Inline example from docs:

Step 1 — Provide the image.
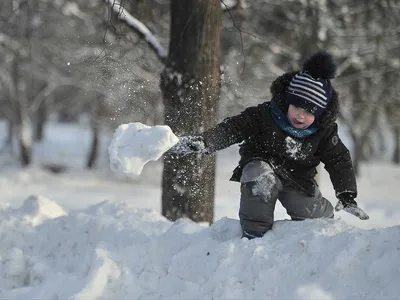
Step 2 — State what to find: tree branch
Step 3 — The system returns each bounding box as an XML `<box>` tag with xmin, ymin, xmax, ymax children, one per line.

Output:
<box><xmin>221</xmin><ymin>0</ymin><xmax>246</xmax><ymax>11</ymax></box>
<box><xmin>0</xmin><ymin>33</ymin><xmax>24</xmax><ymax>53</ymax></box>
<box><xmin>104</xmin><ymin>0</ymin><xmax>167</xmax><ymax>65</ymax></box>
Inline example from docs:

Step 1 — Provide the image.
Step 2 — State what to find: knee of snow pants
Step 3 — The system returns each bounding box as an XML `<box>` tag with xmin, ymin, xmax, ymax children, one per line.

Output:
<box><xmin>278</xmin><ymin>184</ymin><xmax>334</xmax><ymax>220</ymax></box>
<box><xmin>239</xmin><ymin>160</ymin><xmax>282</xmax><ymax>235</ymax></box>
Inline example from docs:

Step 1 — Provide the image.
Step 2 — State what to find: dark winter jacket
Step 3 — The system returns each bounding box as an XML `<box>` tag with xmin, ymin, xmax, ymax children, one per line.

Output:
<box><xmin>202</xmin><ymin>72</ymin><xmax>357</xmax><ymax>198</ymax></box>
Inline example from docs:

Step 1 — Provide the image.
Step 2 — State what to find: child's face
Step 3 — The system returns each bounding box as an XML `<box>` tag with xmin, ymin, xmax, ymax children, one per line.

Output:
<box><xmin>287</xmin><ymin>104</ymin><xmax>315</xmax><ymax>129</ymax></box>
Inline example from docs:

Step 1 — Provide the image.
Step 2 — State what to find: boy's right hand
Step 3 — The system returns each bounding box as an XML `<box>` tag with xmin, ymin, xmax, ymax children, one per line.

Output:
<box><xmin>171</xmin><ymin>136</ymin><xmax>209</xmax><ymax>156</ymax></box>
<box><xmin>335</xmin><ymin>193</ymin><xmax>369</xmax><ymax>220</ymax></box>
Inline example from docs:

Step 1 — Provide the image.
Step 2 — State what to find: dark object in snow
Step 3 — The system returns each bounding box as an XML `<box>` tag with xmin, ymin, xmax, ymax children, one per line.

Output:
<box><xmin>242</xmin><ymin>230</ymin><xmax>265</xmax><ymax>240</ymax></box>
<box><xmin>42</xmin><ymin>164</ymin><xmax>67</xmax><ymax>174</ymax></box>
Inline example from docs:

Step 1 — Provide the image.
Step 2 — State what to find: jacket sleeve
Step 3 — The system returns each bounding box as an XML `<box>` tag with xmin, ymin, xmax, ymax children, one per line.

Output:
<box><xmin>201</xmin><ymin>104</ymin><xmax>266</xmax><ymax>152</ymax></box>
<box><xmin>318</xmin><ymin>124</ymin><xmax>358</xmax><ymax>198</ymax></box>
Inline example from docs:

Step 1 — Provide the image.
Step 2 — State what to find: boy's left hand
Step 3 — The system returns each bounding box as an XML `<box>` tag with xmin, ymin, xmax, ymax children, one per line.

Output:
<box><xmin>335</xmin><ymin>193</ymin><xmax>369</xmax><ymax>220</ymax></box>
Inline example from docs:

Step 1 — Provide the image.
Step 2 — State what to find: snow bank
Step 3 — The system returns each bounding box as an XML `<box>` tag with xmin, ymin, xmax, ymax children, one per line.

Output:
<box><xmin>108</xmin><ymin>122</ymin><xmax>179</xmax><ymax>177</ymax></box>
<box><xmin>0</xmin><ymin>198</ymin><xmax>399</xmax><ymax>299</ymax></box>
<box><xmin>13</xmin><ymin>195</ymin><xmax>67</xmax><ymax>226</ymax></box>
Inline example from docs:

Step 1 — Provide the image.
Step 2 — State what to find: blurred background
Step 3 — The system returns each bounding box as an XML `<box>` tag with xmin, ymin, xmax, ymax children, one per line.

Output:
<box><xmin>0</xmin><ymin>0</ymin><xmax>399</xmax><ymax>212</ymax></box>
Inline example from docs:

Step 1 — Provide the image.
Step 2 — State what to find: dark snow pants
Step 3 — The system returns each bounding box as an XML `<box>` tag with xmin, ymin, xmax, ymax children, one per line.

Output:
<box><xmin>239</xmin><ymin>160</ymin><xmax>334</xmax><ymax>237</ymax></box>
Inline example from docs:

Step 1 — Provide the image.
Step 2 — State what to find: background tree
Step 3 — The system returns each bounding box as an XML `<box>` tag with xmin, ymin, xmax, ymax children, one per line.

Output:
<box><xmin>160</xmin><ymin>0</ymin><xmax>223</xmax><ymax>223</ymax></box>
<box><xmin>103</xmin><ymin>0</ymin><xmax>223</xmax><ymax>223</ymax></box>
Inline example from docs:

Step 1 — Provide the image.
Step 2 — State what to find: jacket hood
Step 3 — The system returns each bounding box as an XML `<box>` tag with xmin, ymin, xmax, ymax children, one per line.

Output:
<box><xmin>269</xmin><ymin>72</ymin><xmax>339</xmax><ymax>128</ymax></box>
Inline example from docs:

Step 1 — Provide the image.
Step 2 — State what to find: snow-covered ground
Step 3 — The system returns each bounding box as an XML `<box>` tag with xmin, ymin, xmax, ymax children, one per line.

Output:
<box><xmin>0</xmin><ymin>121</ymin><xmax>399</xmax><ymax>299</ymax></box>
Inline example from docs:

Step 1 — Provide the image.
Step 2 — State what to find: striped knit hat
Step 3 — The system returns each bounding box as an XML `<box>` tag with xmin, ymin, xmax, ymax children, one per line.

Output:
<box><xmin>285</xmin><ymin>50</ymin><xmax>336</xmax><ymax>117</ymax></box>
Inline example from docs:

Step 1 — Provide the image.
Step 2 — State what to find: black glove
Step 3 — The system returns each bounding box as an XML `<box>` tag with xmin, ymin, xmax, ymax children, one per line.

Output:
<box><xmin>171</xmin><ymin>136</ymin><xmax>209</xmax><ymax>156</ymax></box>
<box><xmin>335</xmin><ymin>192</ymin><xmax>369</xmax><ymax>220</ymax></box>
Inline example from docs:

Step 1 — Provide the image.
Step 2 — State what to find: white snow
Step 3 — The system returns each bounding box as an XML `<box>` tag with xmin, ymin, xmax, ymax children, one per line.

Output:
<box><xmin>108</xmin><ymin>122</ymin><xmax>179</xmax><ymax>177</ymax></box>
<box><xmin>0</xmin><ymin>198</ymin><xmax>399</xmax><ymax>299</ymax></box>
<box><xmin>13</xmin><ymin>194</ymin><xmax>67</xmax><ymax>226</ymax></box>
<box><xmin>285</xmin><ymin>136</ymin><xmax>306</xmax><ymax>160</ymax></box>
<box><xmin>0</xmin><ymin>120</ymin><xmax>400</xmax><ymax>299</ymax></box>
<box><xmin>240</xmin><ymin>161</ymin><xmax>277</xmax><ymax>199</ymax></box>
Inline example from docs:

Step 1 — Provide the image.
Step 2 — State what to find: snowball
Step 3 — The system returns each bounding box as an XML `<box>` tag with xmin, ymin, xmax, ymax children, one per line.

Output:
<box><xmin>108</xmin><ymin>122</ymin><xmax>179</xmax><ymax>177</ymax></box>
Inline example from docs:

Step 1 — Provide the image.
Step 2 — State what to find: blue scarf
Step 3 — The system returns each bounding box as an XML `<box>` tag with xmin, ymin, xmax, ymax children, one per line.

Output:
<box><xmin>271</xmin><ymin>102</ymin><xmax>319</xmax><ymax>138</ymax></box>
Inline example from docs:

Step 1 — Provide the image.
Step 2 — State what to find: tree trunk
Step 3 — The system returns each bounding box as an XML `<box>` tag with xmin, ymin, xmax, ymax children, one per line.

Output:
<box><xmin>11</xmin><ymin>55</ymin><xmax>32</xmax><ymax>166</ymax></box>
<box><xmin>19</xmin><ymin>110</ymin><xmax>32</xmax><ymax>166</ymax></box>
<box><xmin>34</xmin><ymin>99</ymin><xmax>47</xmax><ymax>141</ymax></box>
<box><xmin>6</xmin><ymin>118</ymin><xmax>13</xmax><ymax>145</ymax></box>
<box><xmin>87</xmin><ymin>102</ymin><xmax>100</xmax><ymax>169</ymax></box>
<box><xmin>394</xmin><ymin>126</ymin><xmax>400</xmax><ymax>164</ymax></box>
<box><xmin>87</xmin><ymin>123</ymin><xmax>99</xmax><ymax>169</ymax></box>
<box><xmin>160</xmin><ymin>0</ymin><xmax>222</xmax><ymax>224</ymax></box>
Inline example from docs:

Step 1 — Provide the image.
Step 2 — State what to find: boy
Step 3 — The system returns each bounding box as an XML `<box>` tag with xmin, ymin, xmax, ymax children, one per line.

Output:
<box><xmin>174</xmin><ymin>50</ymin><xmax>369</xmax><ymax>239</ymax></box>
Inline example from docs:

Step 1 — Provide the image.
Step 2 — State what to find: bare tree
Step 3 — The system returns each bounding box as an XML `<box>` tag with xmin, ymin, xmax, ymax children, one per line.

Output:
<box><xmin>105</xmin><ymin>0</ymin><xmax>223</xmax><ymax>223</ymax></box>
<box><xmin>159</xmin><ymin>0</ymin><xmax>223</xmax><ymax>223</ymax></box>
<box><xmin>0</xmin><ymin>0</ymin><xmax>36</xmax><ymax>166</ymax></box>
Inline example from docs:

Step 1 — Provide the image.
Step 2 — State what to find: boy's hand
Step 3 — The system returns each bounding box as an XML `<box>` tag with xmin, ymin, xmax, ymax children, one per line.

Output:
<box><xmin>171</xmin><ymin>136</ymin><xmax>209</xmax><ymax>156</ymax></box>
<box><xmin>335</xmin><ymin>193</ymin><xmax>369</xmax><ymax>220</ymax></box>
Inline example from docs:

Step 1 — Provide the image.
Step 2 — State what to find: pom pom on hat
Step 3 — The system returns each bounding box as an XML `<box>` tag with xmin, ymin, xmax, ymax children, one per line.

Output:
<box><xmin>302</xmin><ymin>50</ymin><xmax>337</xmax><ymax>79</ymax></box>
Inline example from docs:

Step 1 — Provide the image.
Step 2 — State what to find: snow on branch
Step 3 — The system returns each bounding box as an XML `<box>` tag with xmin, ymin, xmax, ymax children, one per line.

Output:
<box><xmin>105</xmin><ymin>0</ymin><xmax>167</xmax><ymax>64</ymax></box>
<box><xmin>221</xmin><ymin>0</ymin><xmax>246</xmax><ymax>11</ymax></box>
